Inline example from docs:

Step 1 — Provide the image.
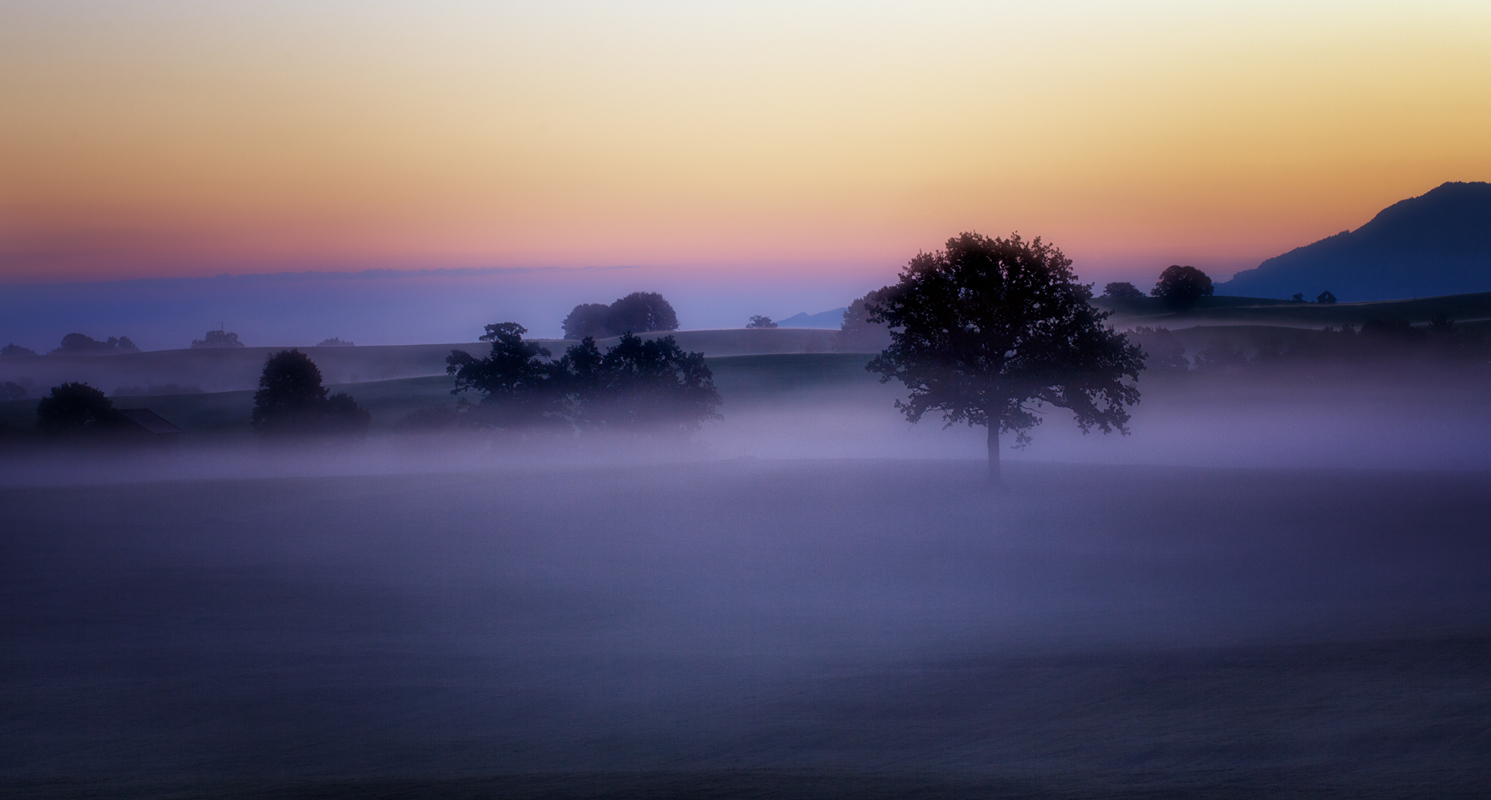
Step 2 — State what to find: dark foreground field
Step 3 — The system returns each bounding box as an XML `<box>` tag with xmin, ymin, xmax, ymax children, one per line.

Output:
<box><xmin>2</xmin><ymin>460</ymin><xmax>1490</xmax><ymax>798</ymax></box>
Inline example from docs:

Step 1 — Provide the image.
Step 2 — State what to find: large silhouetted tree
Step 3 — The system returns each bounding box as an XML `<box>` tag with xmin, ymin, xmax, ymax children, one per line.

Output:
<box><xmin>867</xmin><ymin>232</ymin><xmax>1144</xmax><ymax>483</ymax></box>
<box><xmin>252</xmin><ymin>350</ymin><xmax>370</xmax><ymax>436</ymax></box>
<box><xmin>561</xmin><ymin>304</ymin><xmax>614</xmax><ymax>340</ymax></box>
<box><xmin>1151</xmin><ymin>265</ymin><xmax>1214</xmax><ymax>310</ymax></box>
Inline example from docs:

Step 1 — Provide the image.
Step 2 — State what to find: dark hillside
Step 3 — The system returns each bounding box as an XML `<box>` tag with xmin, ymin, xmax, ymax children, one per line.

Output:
<box><xmin>1222</xmin><ymin>181</ymin><xmax>1491</xmax><ymax>301</ymax></box>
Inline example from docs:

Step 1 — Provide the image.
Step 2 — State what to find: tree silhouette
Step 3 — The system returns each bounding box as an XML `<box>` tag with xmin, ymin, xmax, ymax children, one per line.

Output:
<box><xmin>446</xmin><ymin>322</ymin><xmax>560</xmax><ymax>428</ymax></box>
<box><xmin>1101</xmin><ymin>282</ymin><xmax>1145</xmax><ymax>300</ymax></box>
<box><xmin>606</xmin><ymin>292</ymin><xmax>679</xmax><ymax>334</ymax></box>
<box><xmin>2</xmin><ymin>344</ymin><xmax>37</xmax><ymax>358</ymax></box>
<box><xmin>562</xmin><ymin>292</ymin><xmax>680</xmax><ymax>340</ymax></box>
<box><xmin>867</xmin><ymin>232</ymin><xmax>1144</xmax><ymax>483</ymax></box>
<box><xmin>562</xmin><ymin>304</ymin><xmax>614</xmax><ymax>340</ymax></box>
<box><xmin>1151</xmin><ymin>265</ymin><xmax>1214</xmax><ymax>310</ymax></box>
<box><xmin>53</xmin><ymin>334</ymin><xmax>139</xmax><ymax>354</ymax></box>
<box><xmin>36</xmin><ymin>382</ymin><xmax>119</xmax><ymax>435</ymax></box>
<box><xmin>746</xmin><ymin>315</ymin><xmax>778</xmax><ymax>329</ymax></box>
<box><xmin>252</xmin><ymin>350</ymin><xmax>369</xmax><ymax>436</ymax></box>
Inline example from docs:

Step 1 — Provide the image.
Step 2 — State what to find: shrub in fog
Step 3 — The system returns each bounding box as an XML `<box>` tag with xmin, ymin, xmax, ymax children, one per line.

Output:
<box><xmin>561</xmin><ymin>292</ymin><xmax>679</xmax><ymax>340</ymax></box>
<box><xmin>1101</xmin><ymin>282</ymin><xmax>1145</xmax><ymax>300</ymax></box>
<box><xmin>867</xmin><ymin>232</ymin><xmax>1145</xmax><ymax>482</ymax></box>
<box><xmin>2</xmin><ymin>343</ymin><xmax>37</xmax><ymax>357</ymax></box>
<box><xmin>315</xmin><ymin>338</ymin><xmax>355</xmax><ymax>347</ymax></box>
<box><xmin>36</xmin><ymin>382</ymin><xmax>121</xmax><ymax>435</ymax></box>
<box><xmin>251</xmin><ymin>350</ymin><xmax>371</xmax><ymax>437</ymax></box>
<box><xmin>1151</xmin><ymin>265</ymin><xmax>1214</xmax><ymax>310</ymax></box>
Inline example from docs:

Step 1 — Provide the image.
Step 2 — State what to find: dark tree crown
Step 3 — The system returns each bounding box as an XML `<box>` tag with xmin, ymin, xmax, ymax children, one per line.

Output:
<box><xmin>561</xmin><ymin>293</ymin><xmax>679</xmax><ymax>339</ymax></box>
<box><xmin>867</xmin><ymin>232</ymin><xmax>1144</xmax><ymax>446</ymax></box>
<box><xmin>1151</xmin><ymin>265</ymin><xmax>1215</xmax><ymax>309</ymax></box>
<box><xmin>36</xmin><ymin>382</ymin><xmax>118</xmax><ymax>434</ymax></box>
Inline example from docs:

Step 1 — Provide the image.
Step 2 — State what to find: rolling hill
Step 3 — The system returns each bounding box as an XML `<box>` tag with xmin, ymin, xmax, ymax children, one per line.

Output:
<box><xmin>1222</xmin><ymin>181</ymin><xmax>1491</xmax><ymax>301</ymax></box>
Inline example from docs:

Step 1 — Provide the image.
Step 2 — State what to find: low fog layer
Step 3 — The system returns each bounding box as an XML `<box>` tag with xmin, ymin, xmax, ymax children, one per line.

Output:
<box><xmin>3</xmin><ymin>459</ymin><xmax>1488</xmax><ymax>795</ymax></box>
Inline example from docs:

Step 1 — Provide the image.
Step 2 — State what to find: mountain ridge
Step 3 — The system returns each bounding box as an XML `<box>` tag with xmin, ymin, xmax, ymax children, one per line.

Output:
<box><xmin>1222</xmin><ymin>181</ymin><xmax>1491</xmax><ymax>301</ymax></box>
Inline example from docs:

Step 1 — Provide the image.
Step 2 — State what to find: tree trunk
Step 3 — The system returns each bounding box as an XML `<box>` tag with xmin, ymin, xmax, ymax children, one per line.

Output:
<box><xmin>986</xmin><ymin>423</ymin><xmax>1001</xmax><ymax>484</ymax></box>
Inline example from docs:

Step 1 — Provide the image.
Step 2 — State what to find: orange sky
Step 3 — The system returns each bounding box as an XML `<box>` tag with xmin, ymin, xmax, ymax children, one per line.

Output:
<box><xmin>3</xmin><ymin>1</ymin><xmax>1489</xmax><ymax>284</ymax></box>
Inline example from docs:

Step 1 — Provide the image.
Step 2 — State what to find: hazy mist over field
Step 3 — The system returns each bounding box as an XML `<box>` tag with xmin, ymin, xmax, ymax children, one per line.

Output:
<box><xmin>4</xmin><ymin>0</ymin><xmax>1490</xmax><ymax>795</ymax></box>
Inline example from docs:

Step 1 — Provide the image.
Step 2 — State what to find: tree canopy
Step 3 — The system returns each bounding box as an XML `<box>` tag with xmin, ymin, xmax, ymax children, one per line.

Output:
<box><xmin>866</xmin><ymin>232</ymin><xmax>1144</xmax><ymax>482</ymax></box>
<box><xmin>746</xmin><ymin>315</ymin><xmax>778</xmax><ymax>329</ymax></box>
<box><xmin>1151</xmin><ymin>265</ymin><xmax>1214</xmax><ymax>309</ymax></box>
<box><xmin>1101</xmin><ymin>281</ymin><xmax>1145</xmax><ymax>300</ymax></box>
<box><xmin>561</xmin><ymin>292</ymin><xmax>679</xmax><ymax>339</ymax></box>
<box><xmin>251</xmin><ymin>350</ymin><xmax>370</xmax><ymax>436</ymax></box>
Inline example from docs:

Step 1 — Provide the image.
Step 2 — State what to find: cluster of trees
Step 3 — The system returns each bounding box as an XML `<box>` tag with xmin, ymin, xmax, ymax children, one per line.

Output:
<box><xmin>2</xmin><ymin>344</ymin><xmax>37</xmax><ymax>358</ymax></box>
<box><xmin>561</xmin><ymin>292</ymin><xmax>679</xmax><ymax>340</ymax></box>
<box><xmin>250</xmin><ymin>350</ymin><xmax>371</xmax><ymax>437</ymax></box>
<box><xmin>1099</xmin><ymin>266</ymin><xmax>1216</xmax><ymax>309</ymax></box>
<box><xmin>52</xmin><ymin>333</ymin><xmax>140</xmax><ymax>355</ymax></box>
<box><xmin>445</xmin><ymin>323</ymin><xmax>720</xmax><ymax>435</ymax></box>
<box><xmin>191</xmin><ymin>329</ymin><xmax>244</xmax><ymax>349</ymax></box>
<box><xmin>746</xmin><ymin>315</ymin><xmax>778</xmax><ymax>329</ymax></box>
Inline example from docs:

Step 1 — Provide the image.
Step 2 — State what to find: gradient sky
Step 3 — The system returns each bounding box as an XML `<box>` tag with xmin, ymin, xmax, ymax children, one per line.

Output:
<box><xmin>3</xmin><ymin>0</ymin><xmax>1490</xmax><ymax>286</ymax></box>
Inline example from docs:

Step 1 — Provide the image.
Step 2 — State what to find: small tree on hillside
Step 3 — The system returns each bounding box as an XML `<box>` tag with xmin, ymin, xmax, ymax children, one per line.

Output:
<box><xmin>36</xmin><ymin>382</ymin><xmax>120</xmax><ymax>435</ymax></box>
<box><xmin>1101</xmin><ymin>282</ymin><xmax>1145</xmax><ymax>300</ymax></box>
<box><xmin>252</xmin><ymin>350</ymin><xmax>370</xmax><ymax>436</ymax></box>
<box><xmin>1151</xmin><ymin>265</ymin><xmax>1214</xmax><ymax>310</ymax></box>
<box><xmin>746</xmin><ymin>315</ymin><xmax>778</xmax><ymax>329</ymax></box>
<box><xmin>867</xmin><ymin>232</ymin><xmax>1144</xmax><ymax>483</ymax></box>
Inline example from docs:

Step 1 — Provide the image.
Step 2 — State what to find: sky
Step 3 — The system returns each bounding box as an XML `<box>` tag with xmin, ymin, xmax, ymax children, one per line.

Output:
<box><xmin>2</xmin><ymin>0</ymin><xmax>1490</xmax><ymax>297</ymax></box>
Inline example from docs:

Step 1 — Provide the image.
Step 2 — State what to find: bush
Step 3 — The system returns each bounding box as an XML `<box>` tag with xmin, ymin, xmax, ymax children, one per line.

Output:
<box><xmin>2</xmin><ymin>343</ymin><xmax>37</xmax><ymax>358</ymax></box>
